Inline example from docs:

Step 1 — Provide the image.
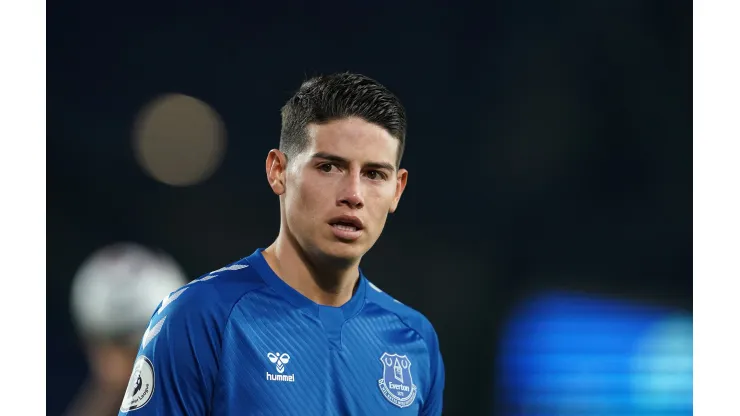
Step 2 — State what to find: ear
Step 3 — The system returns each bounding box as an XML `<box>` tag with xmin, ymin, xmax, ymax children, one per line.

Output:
<box><xmin>389</xmin><ymin>168</ymin><xmax>408</xmax><ymax>214</ymax></box>
<box><xmin>266</xmin><ymin>149</ymin><xmax>288</xmax><ymax>195</ymax></box>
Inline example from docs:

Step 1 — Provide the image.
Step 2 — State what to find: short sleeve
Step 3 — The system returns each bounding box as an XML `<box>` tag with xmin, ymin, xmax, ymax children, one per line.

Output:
<box><xmin>421</xmin><ymin>325</ymin><xmax>445</xmax><ymax>416</ymax></box>
<box><xmin>118</xmin><ymin>286</ymin><xmax>220</xmax><ymax>415</ymax></box>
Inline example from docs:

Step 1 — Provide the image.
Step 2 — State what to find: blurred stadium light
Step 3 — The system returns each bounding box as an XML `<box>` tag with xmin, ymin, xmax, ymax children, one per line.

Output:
<box><xmin>496</xmin><ymin>291</ymin><xmax>692</xmax><ymax>416</ymax></box>
<box><xmin>70</xmin><ymin>242</ymin><xmax>188</xmax><ymax>344</ymax></box>
<box><xmin>65</xmin><ymin>242</ymin><xmax>189</xmax><ymax>415</ymax></box>
<box><xmin>133</xmin><ymin>93</ymin><xmax>227</xmax><ymax>187</ymax></box>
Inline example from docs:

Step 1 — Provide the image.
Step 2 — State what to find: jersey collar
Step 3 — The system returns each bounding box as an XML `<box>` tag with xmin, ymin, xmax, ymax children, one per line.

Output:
<box><xmin>247</xmin><ymin>249</ymin><xmax>367</xmax><ymax>320</ymax></box>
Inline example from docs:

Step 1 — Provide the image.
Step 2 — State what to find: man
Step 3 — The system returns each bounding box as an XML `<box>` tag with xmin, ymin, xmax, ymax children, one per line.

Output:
<box><xmin>119</xmin><ymin>73</ymin><xmax>445</xmax><ymax>415</ymax></box>
<box><xmin>65</xmin><ymin>242</ymin><xmax>187</xmax><ymax>416</ymax></box>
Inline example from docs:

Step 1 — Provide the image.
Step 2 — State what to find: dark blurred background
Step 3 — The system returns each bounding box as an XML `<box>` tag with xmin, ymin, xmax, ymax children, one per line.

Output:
<box><xmin>48</xmin><ymin>1</ymin><xmax>692</xmax><ymax>415</ymax></box>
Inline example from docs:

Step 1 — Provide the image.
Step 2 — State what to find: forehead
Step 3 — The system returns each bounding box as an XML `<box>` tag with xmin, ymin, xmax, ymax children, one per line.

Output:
<box><xmin>304</xmin><ymin>117</ymin><xmax>398</xmax><ymax>164</ymax></box>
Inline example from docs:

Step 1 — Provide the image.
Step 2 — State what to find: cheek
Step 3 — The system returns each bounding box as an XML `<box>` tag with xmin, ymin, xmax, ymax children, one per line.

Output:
<box><xmin>286</xmin><ymin>177</ymin><xmax>325</xmax><ymax>227</ymax></box>
<box><xmin>366</xmin><ymin>186</ymin><xmax>396</xmax><ymax>222</ymax></box>
<box><xmin>296</xmin><ymin>179</ymin><xmax>324</xmax><ymax>211</ymax></box>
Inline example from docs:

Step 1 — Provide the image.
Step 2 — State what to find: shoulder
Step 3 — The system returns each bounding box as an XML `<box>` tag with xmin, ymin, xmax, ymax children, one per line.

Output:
<box><xmin>364</xmin><ymin>279</ymin><xmax>439</xmax><ymax>347</ymax></box>
<box><xmin>154</xmin><ymin>257</ymin><xmax>266</xmax><ymax>324</ymax></box>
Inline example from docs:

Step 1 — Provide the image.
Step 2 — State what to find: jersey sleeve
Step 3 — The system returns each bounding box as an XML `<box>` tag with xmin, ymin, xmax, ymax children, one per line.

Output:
<box><xmin>421</xmin><ymin>324</ymin><xmax>445</xmax><ymax>416</ymax></box>
<box><xmin>118</xmin><ymin>285</ymin><xmax>221</xmax><ymax>415</ymax></box>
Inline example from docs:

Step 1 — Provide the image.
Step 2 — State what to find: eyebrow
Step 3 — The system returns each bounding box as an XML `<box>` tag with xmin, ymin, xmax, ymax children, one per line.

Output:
<box><xmin>311</xmin><ymin>152</ymin><xmax>396</xmax><ymax>172</ymax></box>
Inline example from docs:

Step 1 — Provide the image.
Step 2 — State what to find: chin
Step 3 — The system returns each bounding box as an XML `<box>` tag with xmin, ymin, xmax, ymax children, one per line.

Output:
<box><xmin>314</xmin><ymin>240</ymin><xmax>367</xmax><ymax>264</ymax></box>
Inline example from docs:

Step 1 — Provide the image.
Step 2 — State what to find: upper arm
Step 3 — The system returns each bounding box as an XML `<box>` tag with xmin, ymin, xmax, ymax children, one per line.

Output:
<box><xmin>119</xmin><ymin>286</ymin><xmax>221</xmax><ymax>415</ymax></box>
<box><xmin>421</xmin><ymin>325</ymin><xmax>445</xmax><ymax>416</ymax></box>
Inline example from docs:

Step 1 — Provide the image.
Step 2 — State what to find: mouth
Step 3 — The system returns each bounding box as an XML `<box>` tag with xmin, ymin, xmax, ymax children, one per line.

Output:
<box><xmin>328</xmin><ymin>215</ymin><xmax>364</xmax><ymax>241</ymax></box>
<box><xmin>328</xmin><ymin>215</ymin><xmax>364</xmax><ymax>231</ymax></box>
<box><xmin>332</xmin><ymin>223</ymin><xmax>360</xmax><ymax>232</ymax></box>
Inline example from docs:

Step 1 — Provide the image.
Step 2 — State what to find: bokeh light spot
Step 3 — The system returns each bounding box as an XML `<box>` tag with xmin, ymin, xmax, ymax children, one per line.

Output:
<box><xmin>133</xmin><ymin>93</ymin><xmax>227</xmax><ymax>186</ymax></box>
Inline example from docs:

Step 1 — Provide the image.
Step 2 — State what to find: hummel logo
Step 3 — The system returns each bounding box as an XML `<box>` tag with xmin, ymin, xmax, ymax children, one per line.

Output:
<box><xmin>142</xmin><ymin>316</ymin><xmax>166</xmax><ymax>349</ymax></box>
<box><xmin>190</xmin><ymin>264</ymin><xmax>250</xmax><ymax>284</ymax></box>
<box><xmin>267</xmin><ymin>352</ymin><xmax>290</xmax><ymax>373</ymax></box>
<box><xmin>266</xmin><ymin>352</ymin><xmax>295</xmax><ymax>382</ymax></box>
<box><xmin>158</xmin><ymin>287</ymin><xmax>188</xmax><ymax>315</ymax></box>
<box><xmin>211</xmin><ymin>264</ymin><xmax>249</xmax><ymax>274</ymax></box>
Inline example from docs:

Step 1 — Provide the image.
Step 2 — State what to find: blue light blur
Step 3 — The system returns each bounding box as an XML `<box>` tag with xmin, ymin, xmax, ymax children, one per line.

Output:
<box><xmin>497</xmin><ymin>292</ymin><xmax>692</xmax><ymax>416</ymax></box>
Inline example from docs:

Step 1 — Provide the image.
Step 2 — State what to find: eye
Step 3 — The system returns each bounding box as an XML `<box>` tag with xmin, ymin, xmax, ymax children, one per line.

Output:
<box><xmin>318</xmin><ymin>163</ymin><xmax>336</xmax><ymax>173</ymax></box>
<box><xmin>366</xmin><ymin>170</ymin><xmax>387</xmax><ymax>181</ymax></box>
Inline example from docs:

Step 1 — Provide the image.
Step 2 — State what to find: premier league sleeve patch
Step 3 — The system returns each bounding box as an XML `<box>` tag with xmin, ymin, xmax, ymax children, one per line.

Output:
<box><xmin>120</xmin><ymin>355</ymin><xmax>155</xmax><ymax>413</ymax></box>
<box><xmin>378</xmin><ymin>353</ymin><xmax>417</xmax><ymax>408</ymax></box>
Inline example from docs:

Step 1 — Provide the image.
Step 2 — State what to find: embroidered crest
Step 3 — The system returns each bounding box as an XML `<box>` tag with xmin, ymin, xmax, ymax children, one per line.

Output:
<box><xmin>378</xmin><ymin>353</ymin><xmax>417</xmax><ymax>408</ymax></box>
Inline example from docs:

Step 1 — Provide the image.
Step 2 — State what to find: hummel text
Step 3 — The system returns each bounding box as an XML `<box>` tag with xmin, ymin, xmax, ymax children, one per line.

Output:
<box><xmin>266</xmin><ymin>372</ymin><xmax>295</xmax><ymax>382</ymax></box>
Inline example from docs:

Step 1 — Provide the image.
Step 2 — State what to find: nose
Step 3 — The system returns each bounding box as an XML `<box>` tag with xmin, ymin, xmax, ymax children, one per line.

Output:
<box><xmin>338</xmin><ymin>173</ymin><xmax>364</xmax><ymax>209</ymax></box>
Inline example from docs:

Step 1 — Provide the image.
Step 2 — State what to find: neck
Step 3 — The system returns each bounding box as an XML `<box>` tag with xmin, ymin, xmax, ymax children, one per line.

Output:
<box><xmin>262</xmin><ymin>230</ymin><xmax>361</xmax><ymax>307</ymax></box>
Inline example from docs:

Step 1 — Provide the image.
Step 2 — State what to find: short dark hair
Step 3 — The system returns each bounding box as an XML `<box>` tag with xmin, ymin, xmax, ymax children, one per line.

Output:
<box><xmin>280</xmin><ymin>72</ymin><xmax>407</xmax><ymax>166</ymax></box>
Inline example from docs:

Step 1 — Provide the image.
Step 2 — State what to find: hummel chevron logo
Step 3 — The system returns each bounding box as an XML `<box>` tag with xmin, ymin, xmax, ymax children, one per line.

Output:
<box><xmin>211</xmin><ymin>264</ymin><xmax>249</xmax><ymax>274</ymax></box>
<box><xmin>142</xmin><ymin>316</ymin><xmax>166</xmax><ymax>349</ymax></box>
<box><xmin>157</xmin><ymin>287</ymin><xmax>188</xmax><ymax>315</ymax></box>
<box><xmin>191</xmin><ymin>264</ymin><xmax>249</xmax><ymax>284</ymax></box>
<box><xmin>267</xmin><ymin>353</ymin><xmax>291</xmax><ymax>373</ymax></box>
<box><xmin>266</xmin><ymin>352</ymin><xmax>295</xmax><ymax>382</ymax></box>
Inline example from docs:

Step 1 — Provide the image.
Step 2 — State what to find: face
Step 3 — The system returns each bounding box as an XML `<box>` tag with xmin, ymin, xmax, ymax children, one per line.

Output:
<box><xmin>86</xmin><ymin>341</ymin><xmax>140</xmax><ymax>387</ymax></box>
<box><xmin>266</xmin><ymin>117</ymin><xmax>408</xmax><ymax>263</ymax></box>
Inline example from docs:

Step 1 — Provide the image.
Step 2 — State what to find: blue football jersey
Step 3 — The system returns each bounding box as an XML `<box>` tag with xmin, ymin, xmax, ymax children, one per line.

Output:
<box><xmin>118</xmin><ymin>249</ymin><xmax>445</xmax><ymax>415</ymax></box>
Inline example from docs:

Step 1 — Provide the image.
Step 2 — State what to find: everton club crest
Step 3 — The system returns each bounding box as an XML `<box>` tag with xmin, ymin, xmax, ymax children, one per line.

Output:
<box><xmin>378</xmin><ymin>353</ymin><xmax>417</xmax><ymax>408</ymax></box>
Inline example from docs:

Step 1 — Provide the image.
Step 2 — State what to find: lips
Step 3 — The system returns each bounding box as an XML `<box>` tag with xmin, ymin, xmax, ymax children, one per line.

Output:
<box><xmin>328</xmin><ymin>215</ymin><xmax>364</xmax><ymax>241</ymax></box>
<box><xmin>328</xmin><ymin>215</ymin><xmax>364</xmax><ymax>231</ymax></box>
